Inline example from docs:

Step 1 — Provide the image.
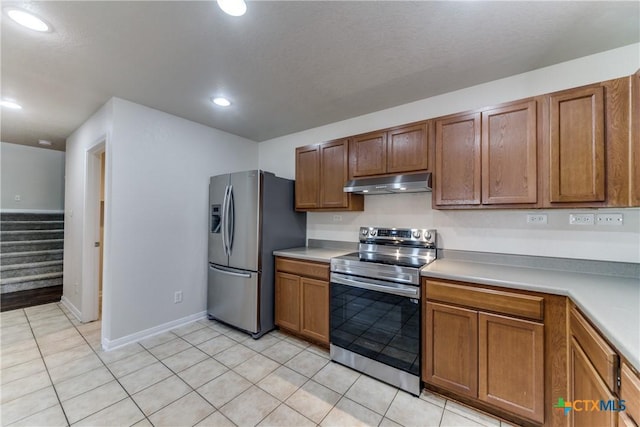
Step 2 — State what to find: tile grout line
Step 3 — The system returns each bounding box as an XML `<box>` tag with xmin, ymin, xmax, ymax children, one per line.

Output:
<box><xmin>57</xmin><ymin>304</ymin><xmax>153</xmax><ymax>426</ymax></box>
<box><xmin>22</xmin><ymin>306</ymin><xmax>72</xmax><ymax>427</ymax></box>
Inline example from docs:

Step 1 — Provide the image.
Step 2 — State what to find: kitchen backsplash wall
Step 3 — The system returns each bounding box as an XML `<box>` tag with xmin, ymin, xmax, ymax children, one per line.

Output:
<box><xmin>306</xmin><ymin>193</ymin><xmax>640</xmax><ymax>263</ymax></box>
<box><xmin>258</xmin><ymin>44</ymin><xmax>640</xmax><ymax>264</ymax></box>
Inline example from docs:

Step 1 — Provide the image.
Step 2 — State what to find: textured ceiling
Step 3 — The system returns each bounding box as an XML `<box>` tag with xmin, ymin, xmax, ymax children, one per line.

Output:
<box><xmin>1</xmin><ymin>1</ymin><xmax>639</xmax><ymax>151</ymax></box>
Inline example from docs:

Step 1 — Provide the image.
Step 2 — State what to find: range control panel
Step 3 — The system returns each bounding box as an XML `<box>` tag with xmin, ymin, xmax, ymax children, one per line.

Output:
<box><xmin>359</xmin><ymin>227</ymin><xmax>436</xmax><ymax>246</ymax></box>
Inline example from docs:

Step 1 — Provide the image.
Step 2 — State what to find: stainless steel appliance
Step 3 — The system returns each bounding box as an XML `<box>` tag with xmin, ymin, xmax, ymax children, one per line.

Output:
<box><xmin>330</xmin><ymin>226</ymin><xmax>436</xmax><ymax>395</ymax></box>
<box><xmin>343</xmin><ymin>172</ymin><xmax>432</xmax><ymax>194</ymax></box>
<box><xmin>208</xmin><ymin>170</ymin><xmax>306</xmax><ymax>338</ymax></box>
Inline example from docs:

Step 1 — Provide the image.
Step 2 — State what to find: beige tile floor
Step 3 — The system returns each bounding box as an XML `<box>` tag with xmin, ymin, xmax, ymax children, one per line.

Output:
<box><xmin>0</xmin><ymin>302</ymin><xmax>516</xmax><ymax>427</ymax></box>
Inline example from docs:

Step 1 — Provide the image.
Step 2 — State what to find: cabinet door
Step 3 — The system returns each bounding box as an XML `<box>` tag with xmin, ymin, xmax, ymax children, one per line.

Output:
<box><xmin>300</xmin><ymin>277</ymin><xmax>329</xmax><ymax>344</ymax></box>
<box><xmin>482</xmin><ymin>101</ymin><xmax>537</xmax><ymax>204</ymax></box>
<box><xmin>549</xmin><ymin>86</ymin><xmax>605</xmax><ymax>203</ymax></box>
<box><xmin>387</xmin><ymin>123</ymin><xmax>428</xmax><ymax>174</ymax></box>
<box><xmin>320</xmin><ymin>139</ymin><xmax>349</xmax><ymax>209</ymax></box>
<box><xmin>569</xmin><ymin>337</ymin><xmax>616</xmax><ymax>427</ymax></box>
<box><xmin>434</xmin><ymin>113</ymin><xmax>481</xmax><ymax>205</ymax></box>
<box><xmin>295</xmin><ymin>145</ymin><xmax>320</xmax><ymax>209</ymax></box>
<box><xmin>275</xmin><ymin>272</ymin><xmax>300</xmax><ymax>332</ymax></box>
<box><xmin>631</xmin><ymin>71</ymin><xmax>640</xmax><ymax>207</ymax></box>
<box><xmin>619</xmin><ymin>411</ymin><xmax>637</xmax><ymax>427</ymax></box>
<box><xmin>424</xmin><ymin>302</ymin><xmax>478</xmax><ymax>398</ymax></box>
<box><xmin>349</xmin><ymin>131</ymin><xmax>387</xmax><ymax>178</ymax></box>
<box><xmin>478</xmin><ymin>312</ymin><xmax>544</xmax><ymax>423</ymax></box>
<box><xmin>621</xmin><ymin>363</ymin><xmax>640</xmax><ymax>425</ymax></box>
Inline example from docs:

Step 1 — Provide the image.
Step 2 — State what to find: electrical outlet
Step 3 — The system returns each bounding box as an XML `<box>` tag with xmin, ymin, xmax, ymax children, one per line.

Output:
<box><xmin>596</xmin><ymin>213</ymin><xmax>623</xmax><ymax>226</ymax></box>
<box><xmin>174</xmin><ymin>291</ymin><xmax>183</xmax><ymax>304</ymax></box>
<box><xmin>569</xmin><ymin>213</ymin><xmax>595</xmax><ymax>225</ymax></box>
<box><xmin>526</xmin><ymin>214</ymin><xmax>547</xmax><ymax>224</ymax></box>
<box><xmin>332</xmin><ymin>215</ymin><xmax>342</xmax><ymax>222</ymax></box>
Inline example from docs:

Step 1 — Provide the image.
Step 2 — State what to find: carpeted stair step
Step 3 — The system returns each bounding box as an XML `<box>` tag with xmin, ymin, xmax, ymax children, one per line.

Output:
<box><xmin>0</xmin><ymin>249</ymin><xmax>64</xmax><ymax>265</ymax></box>
<box><xmin>1</xmin><ymin>260</ymin><xmax>63</xmax><ymax>279</ymax></box>
<box><xmin>1</xmin><ymin>229</ymin><xmax>64</xmax><ymax>242</ymax></box>
<box><xmin>0</xmin><ymin>212</ymin><xmax>64</xmax><ymax>221</ymax></box>
<box><xmin>0</xmin><ymin>272</ymin><xmax>63</xmax><ymax>294</ymax></box>
<box><xmin>1</xmin><ymin>221</ymin><xmax>64</xmax><ymax>231</ymax></box>
<box><xmin>0</xmin><ymin>239</ymin><xmax>64</xmax><ymax>253</ymax></box>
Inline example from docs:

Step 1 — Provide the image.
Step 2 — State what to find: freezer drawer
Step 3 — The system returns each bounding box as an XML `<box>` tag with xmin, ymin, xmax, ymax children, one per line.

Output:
<box><xmin>207</xmin><ymin>264</ymin><xmax>259</xmax><ymax>334</ymax></box>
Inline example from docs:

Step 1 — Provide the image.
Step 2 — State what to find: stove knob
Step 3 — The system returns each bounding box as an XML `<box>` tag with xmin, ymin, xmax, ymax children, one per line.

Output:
<box><xmin>412</xmin><ymin>230</ymin><xmax>421</xmax><ymax>239</ymax></box>
<box><xmin>361</xmin><ymin>228</ymin><xmax>369</xmax><ymax>236</ymax></box>
<box><xmin>370</xmin><ymin>229</ymin><xmax>377</xmax><ymax>237</ymax></box>
<box><xmin>425</xmin><ymin>231</ymin><xmax>432</xmax><ymax>241</ymax></box>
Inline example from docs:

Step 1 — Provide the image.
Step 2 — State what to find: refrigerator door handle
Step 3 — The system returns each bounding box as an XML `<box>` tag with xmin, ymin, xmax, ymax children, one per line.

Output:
<box><xmin>227</xmin><ymin>185</ymin><xmax>234</xmax><ymax>254</ymax></box>
<box><xmin>209</xmin><ymin>265</ymin><xmax>251</xmax><ymax>278</ymax></box>
<box><xmin>221</xmin><ymin>185</ymin><xmax>229</xmax><ymax>256</ymax></box>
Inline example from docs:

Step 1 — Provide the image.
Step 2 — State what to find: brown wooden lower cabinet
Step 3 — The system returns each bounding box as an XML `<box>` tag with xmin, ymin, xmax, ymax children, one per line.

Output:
<box><xmin>424</xmin><ymin>301</ymin><xmax>478</xmax><ymax>398</ymax></box>
<box><xmin>569</xmin><ymin>337</ymin><xmax>617</xmax><ymax>427</ymax></box>
<box><xmin>274</xmin><ymin>257</ymin><xmax>330</xmax><ymax>345</ymax></box>
<box><xmin>423</xmin><ymin>279</ymin><xmax>546</xmax><ymax>425</ymax></box>
<box><xmin>274</xmin><ymin>272</ymin><xmax>301</xmax><ymax>332</ymax></box>
<box><xmin>619</xmin><ymin>411</ymin><xmax>637</xmax><ymax>427</ymax></box>
<box><xmin>300</xmin><ymin>277</ymin><xmax>329</xmax><ymax>343</ymax></box>
<box><xmin>621</xmin><ymin>362</ymin><xmax>640</xmax><ymax>425</ymax></box>
<box><xmin>479</xmin><ymin>312</ymin><xmax>544</xmax><ymax>423</ymax></box>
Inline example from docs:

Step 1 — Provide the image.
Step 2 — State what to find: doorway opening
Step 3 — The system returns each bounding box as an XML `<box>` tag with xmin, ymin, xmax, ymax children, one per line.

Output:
<box><xmin>81</xmin><ymin>140</ymin><xmax>106</xmax><ymax>324</ymax></box>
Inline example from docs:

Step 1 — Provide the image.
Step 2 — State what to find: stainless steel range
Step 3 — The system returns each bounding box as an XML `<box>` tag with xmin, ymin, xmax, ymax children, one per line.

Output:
<box><xmin>330</xmin><ymin>226</ymin><xmax>436</xmax><ymax>396</ymax></box>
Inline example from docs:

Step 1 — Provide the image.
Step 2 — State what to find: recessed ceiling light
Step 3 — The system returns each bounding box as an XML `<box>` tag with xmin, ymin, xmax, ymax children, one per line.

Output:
<box><xmin>1</xmin><ymin>99</ymin><xmax>22</xmax><ymax>110</ymax></box>
<box><xmin>217</xmin><ymin>0</ymin><xmax>247</xmax><ymax>17</ymax></box>
<box><xmin>38</xmin><ymin>140</ymin><xmax>52</xmax><ymax>146</ymax></box>
<box><xmin>212</xmin><ymin>97</ymin><xmax>231</xmax><ymax>107</ymax></box>
<box><xmin>5</xmin><ymin>8</ymin><xmax>50</xmax><ymax>32</ymax></box>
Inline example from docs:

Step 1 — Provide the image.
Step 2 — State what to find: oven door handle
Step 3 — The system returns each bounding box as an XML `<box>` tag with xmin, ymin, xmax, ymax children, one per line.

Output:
<box><xmin>331</xmin><ymin>274</ymin><xmax>419</xmax><ymax>298</ymax></box>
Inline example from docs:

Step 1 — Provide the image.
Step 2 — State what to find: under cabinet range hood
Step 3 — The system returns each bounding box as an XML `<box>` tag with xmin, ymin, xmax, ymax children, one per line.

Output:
<box><xmin>343</xmin><ymin>172</ymin><xmax>432</xmax><ymax>195</ymax></box>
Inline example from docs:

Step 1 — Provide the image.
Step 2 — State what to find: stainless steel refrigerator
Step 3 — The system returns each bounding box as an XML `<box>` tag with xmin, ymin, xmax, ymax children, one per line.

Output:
<box><xmin>207</xmin><ymin>170</ymin><xmax>306</xmax><ymax>338</ymax></box>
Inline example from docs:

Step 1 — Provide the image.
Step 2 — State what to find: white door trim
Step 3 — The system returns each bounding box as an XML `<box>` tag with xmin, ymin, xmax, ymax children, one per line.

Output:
<box><xmin>81</xmin><ymin>138</ymin><xmax>106</xmax><ymax>323</ymax></box>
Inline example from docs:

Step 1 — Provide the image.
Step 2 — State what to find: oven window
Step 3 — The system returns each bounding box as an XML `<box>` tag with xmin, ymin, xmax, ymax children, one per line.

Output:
<box><xmin>330</xmin><ymin>282</ymin><xmax>420</xmax><ymax>375</ymax></box>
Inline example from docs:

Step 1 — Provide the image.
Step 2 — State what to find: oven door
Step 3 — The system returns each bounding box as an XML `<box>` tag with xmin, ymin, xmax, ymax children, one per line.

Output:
<box><xmin>330</xmin><ymin>272</ymin><xmax>421</xmax><ymax>378</ymax></box>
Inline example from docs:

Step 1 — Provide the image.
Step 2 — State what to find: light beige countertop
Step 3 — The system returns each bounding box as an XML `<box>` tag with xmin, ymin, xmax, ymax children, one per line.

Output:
<box><xmin>421</xmin><ymin>251</ymin><xmax>640</xmax><ymax>371</ymax></box>
<box><xmin>273</xmin><ymin>245</ymin><xmax>354</xmax><ymax>263</ymax></box>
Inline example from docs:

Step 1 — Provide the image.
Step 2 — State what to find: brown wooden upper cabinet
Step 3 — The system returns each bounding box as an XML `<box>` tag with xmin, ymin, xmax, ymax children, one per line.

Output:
<box><xmin>434</xmin><ymin>100</ymin><xmax>537</xmax><ymax>207</ymax></box>
<box><xmin>542</xmin><ymin>76</ymin><xmax>636</xmax><ymax>208</ymax></box>
<box><xmin>434</xmin><ymin>113</ymin><xmax>482</xmax><ymax>206</ymax></box>
<box><xmin>630</xmin><ymin>70</ymin><xmax>640</xmax><ymax>206</ymax></box>
<box><xmin>295</xmin><ymin>139</ymin><xmax>364</xmax><ymax>211</ymax></box>
<box><xmin>548</xmin><ymin>86</ymin><xmax>605</xmax><ymax>203</ymax></box>
<box><xmin>482</xmin><ymin>101</ymin><xmax>537</xmax><ymax>205</ymax></box>
<box><xmin>349</xmin><ymin>123</ymin><xmax>429</xmax><ymax>179</ymax></box>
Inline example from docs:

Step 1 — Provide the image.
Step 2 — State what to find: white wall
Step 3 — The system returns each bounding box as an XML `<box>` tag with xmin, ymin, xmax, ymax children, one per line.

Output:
<box><xmin>0</xmin><ymin>142</ymin><xmax>65</xmax><ymax>211</ymax></box>
<box><xmin>104</xmin><ymin>98</ymin><xmax>258</xmax><ymax>341</ymax></box>
<box><xmin>63</xmin><ymin>101</ymin><xmax>113</xmax><ymax>315</ymax></box>
<box><xmin>259</xmin><ymin>43</ymin><xmax>640</xmax><ymax>263</ymax></box>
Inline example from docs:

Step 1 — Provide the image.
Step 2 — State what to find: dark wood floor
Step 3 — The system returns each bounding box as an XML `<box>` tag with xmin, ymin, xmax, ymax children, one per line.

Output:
<box><xmin>1</xmin><ymin>286</ymin><xmax>63</xmax><ymax>312</ymax></box>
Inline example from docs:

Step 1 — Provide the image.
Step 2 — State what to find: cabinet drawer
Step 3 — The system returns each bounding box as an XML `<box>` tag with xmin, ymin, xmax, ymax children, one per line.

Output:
<box><xmin>425</xmin><ymin>280</ymin><xmax>544</xmax><ymax>321</ymax></box>
<box><xmin>275</xmin><ymin>257</ymin><xmax>329</xmax><ymax>281</ymax></box>
<box><xmin>621</xmin><ymin>363</ymin><xmax>640</xmax><ymax>423</ymax></box>
<box><xmin>569</xmin><ymin>306</ymin><xmax>618</xmax><ymax>392</ymax></box>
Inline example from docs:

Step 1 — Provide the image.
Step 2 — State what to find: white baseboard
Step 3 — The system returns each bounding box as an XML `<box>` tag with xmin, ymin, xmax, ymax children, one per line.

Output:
<box><xmin>0</xmin><ymin>209</ymin><xmax>65</xmax><ymax>213</ymax></box>
<box><xmin>61</xmin><ymin>296</ymin><xmax>82</xmax><ymax>321</ymax></box>
<box><xmin>101</xmin><ymin>311</ymin><xmax>207</xmax><ymax>351</ymax></box>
